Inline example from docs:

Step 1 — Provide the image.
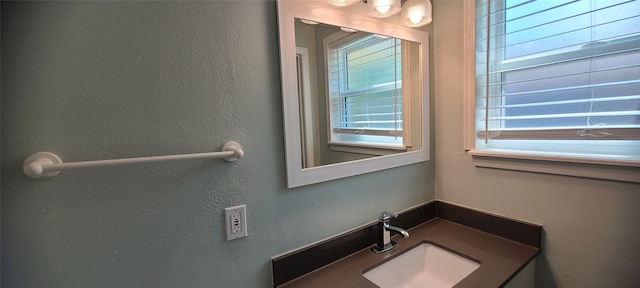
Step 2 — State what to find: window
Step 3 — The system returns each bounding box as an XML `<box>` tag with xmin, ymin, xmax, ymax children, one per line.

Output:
<box><xmin>326</xmin><ymin>32</ymin><xmax>410</xmax><ymax>153</ymax></box>
<box><xmin>468</xmin><ymin>0</ymin><xmax>640</xmax><ymax>182</ymax></box>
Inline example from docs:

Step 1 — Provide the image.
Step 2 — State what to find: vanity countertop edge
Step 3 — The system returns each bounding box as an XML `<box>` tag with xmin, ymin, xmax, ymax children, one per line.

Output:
<box><xmin>277</xmin><ymin>218</ymin><xmax>540</xmax><ymax>288</ymax></box>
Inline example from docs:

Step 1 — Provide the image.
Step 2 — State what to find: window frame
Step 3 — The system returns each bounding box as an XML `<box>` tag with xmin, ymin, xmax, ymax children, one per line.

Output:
<box><xmin>324</xmin><ymin>31</ymin><xmax>410</xmax><ymax>155</ymax></box>
<box><xmin>463</xmin><ymin>0</ymin><xmax>640</xmax><ymax>183</ymax></box>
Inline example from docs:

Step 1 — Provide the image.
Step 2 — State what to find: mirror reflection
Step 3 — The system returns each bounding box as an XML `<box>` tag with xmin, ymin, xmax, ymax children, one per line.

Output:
<box><xmin>294</xmin><ymin>19</ymin><xmax>423</xmax><ymax>168</ymax></box>
<box><xmin>277</xmin><ymin>0</ymin><xmax>429</xmax><ymax>187</ymax></box>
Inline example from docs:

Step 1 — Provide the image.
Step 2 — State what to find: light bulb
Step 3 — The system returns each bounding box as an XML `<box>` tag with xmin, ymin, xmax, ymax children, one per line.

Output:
<box><xmin>401</xmin><ymin>0</ymin><xmax>432</xmax><ymax>27</ymax></box>
<box><xmin>376</xmin><ymin>5</ymin><xmax>391</xmax><ymax>14</ymax></box>
<box><xmin>409</xmin><ymin>15</ymin><xmax>424</xmax><ymax>24</ymax></box>
<box><xmin>368</xmin><ymin>0</ymin><xmax>401</xmax><ymax>18</ymax></box>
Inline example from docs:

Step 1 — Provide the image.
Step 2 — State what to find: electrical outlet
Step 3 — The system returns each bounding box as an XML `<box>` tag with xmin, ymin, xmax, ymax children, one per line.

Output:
<box><xmin>224</xmin><ymin>205</ymin><xmax>247</xmax><ymax>241</ymax></box>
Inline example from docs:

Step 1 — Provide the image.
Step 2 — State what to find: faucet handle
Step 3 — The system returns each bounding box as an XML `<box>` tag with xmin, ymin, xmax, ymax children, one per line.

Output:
<box><xmin>379</xmin><ymin>211</ymin><xmax>397</xmax><ymax>222</ymax></box>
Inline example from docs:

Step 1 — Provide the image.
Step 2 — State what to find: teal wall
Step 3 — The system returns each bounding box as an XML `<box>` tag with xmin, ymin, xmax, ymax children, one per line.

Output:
<box><xmin>1</xmin><ymin>1</ymin><xmax>434</xmax><ymax>287</ymax></box>
<box><xmin>6</xmin><ymin>1</ymin><xmax>637</xmax><ymax>288</ymax></box>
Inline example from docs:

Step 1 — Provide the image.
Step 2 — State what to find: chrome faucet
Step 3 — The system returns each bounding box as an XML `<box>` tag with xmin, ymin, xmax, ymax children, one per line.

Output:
<box><xmin>371</xmin><ymin>211</ymin><xmax>409</xmax><ymax>254</ymax></box>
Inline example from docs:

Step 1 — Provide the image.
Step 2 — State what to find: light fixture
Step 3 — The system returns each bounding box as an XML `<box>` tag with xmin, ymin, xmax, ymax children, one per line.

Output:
<box><xmin>368</xmin><ymin>0</ymin><xmax>401</xmax><ymax>18</ymax></box>
<box><xmin>400</xmin><ymin>0</ymin><xmax>432</xmax><ymax>27</ymax></box>
<box><xmin>324</xmin><ymin>0</ymin><xmax>432</xmax><ymax>27</ymax></box>
<box><xmin>325</xmin><ymin>0</ymin><xmax>359</xmax><ymax>7</ymax></box>
<box><xmin>300</xmin><ymin>19</ymin><xmax>319</xmax><ymax>25</ymax></box>
<box><xmin>340</xmin><ymin>27</ymin><xmax>358</xmax><ymax>32</ymax></box>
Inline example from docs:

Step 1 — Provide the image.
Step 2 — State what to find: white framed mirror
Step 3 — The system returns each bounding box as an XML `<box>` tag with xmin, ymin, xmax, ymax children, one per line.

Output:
<box><xmin>277</xmin><ymin>0</ymin><xmax>430</xmax><ymax>188</ymax></box>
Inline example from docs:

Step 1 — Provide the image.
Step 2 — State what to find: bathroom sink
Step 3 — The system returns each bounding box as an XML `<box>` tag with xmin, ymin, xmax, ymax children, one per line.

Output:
<box><xmin>363</xmin><ymin>242</ymin><xmax>480</xmax><ymax>288</ymax></box>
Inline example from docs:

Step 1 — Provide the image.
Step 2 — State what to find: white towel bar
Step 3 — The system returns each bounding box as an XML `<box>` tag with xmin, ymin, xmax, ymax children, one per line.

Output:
<box><xmin>23</xmin><ymin>141</ymin><xmax>244</xmax><ymax>179</ymax></box>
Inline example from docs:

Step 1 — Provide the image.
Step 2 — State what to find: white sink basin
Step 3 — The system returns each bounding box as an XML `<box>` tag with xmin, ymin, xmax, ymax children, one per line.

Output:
<box><xmin>363</xmin><ymin>242</ymin><xmax>480</xmax><ymax>288</ymax></box>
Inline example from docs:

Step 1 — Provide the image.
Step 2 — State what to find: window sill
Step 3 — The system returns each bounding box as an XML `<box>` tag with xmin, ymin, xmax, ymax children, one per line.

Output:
<box><xmin>329</xmin><ymin>142</ymin><xmax>406</xmax><ymax>156</ymax></box>
<box><xmin>467</xmin><ymin>150</ymin><xmax>640</xmax><ymax>183</ymax></box>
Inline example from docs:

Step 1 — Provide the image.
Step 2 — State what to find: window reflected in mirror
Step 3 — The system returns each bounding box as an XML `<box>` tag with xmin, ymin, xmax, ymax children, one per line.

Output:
<box><xmin>294</xmin><ymin>19</ymin><xmax>423</xmax><ymax>168</ymax></box>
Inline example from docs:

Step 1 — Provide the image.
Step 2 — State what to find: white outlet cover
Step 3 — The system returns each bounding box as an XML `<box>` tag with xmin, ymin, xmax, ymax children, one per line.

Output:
<box><xmin>224</xmin><ymin>205</ymin><xmax>248</xmax><ymax>241</ymax></box>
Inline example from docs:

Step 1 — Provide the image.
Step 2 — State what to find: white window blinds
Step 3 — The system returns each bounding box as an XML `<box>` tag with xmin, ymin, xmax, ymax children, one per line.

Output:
<box><xmin>476</xmin><ymin>0</ymin><xmax>640</xmax><ymax>159</ymax></box>
<box><xmin>327</xmin><ymin>33</ymin><xmax>405</xmax><ymax>148</ymax></box>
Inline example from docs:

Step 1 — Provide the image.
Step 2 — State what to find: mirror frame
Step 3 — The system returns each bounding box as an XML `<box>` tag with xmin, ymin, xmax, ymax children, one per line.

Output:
<box><xmin>277</xmin><ymin>0</ymin><xmax>430</xmax><ymax>188</ymax></box>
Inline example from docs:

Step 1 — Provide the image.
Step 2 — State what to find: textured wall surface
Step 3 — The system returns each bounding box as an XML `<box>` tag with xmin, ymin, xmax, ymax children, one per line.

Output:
<box><xmin>432</xmin><ymin>1</ymin><xmax>640</xmax><ymax>288</ymax></box>
<box><xmin>9</xmin><ymin>1</ymin><xmax>636</xmax><ymax>288</ymax></box>
<box><xmin>1</xmin><ymin>1</ymin><xmax>434</xmax><ymax>287</ymax></box>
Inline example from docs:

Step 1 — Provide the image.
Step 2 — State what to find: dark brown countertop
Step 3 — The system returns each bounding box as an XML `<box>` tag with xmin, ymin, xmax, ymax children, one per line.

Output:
<box><xmin>278</xmin><ymin>218</ymin><xmax>539</xmax><ymax>288</ymax></box>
